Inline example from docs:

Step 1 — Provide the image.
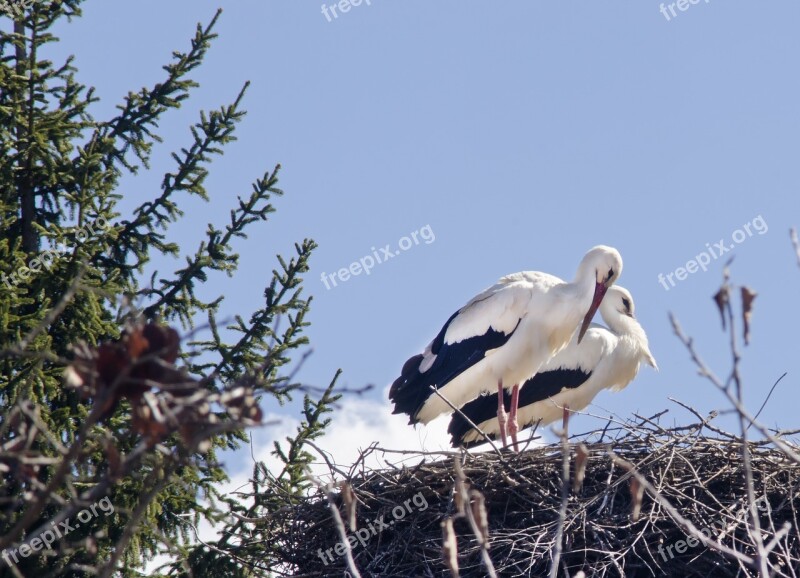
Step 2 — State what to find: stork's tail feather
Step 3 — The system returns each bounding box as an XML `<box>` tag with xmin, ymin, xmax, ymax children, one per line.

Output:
<box><xmin>389</xmin><ymin>353</ymin><xmax>428</xmax><ymax>423</ymax></box>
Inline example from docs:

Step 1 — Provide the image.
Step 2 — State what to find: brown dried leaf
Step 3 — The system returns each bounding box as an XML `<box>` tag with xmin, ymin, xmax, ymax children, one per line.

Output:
<box><xmin>454</xmin><ymin>479</ymin><xmax>468</xmax><ymax>516</ymax></box>
<box><xmin>105</xmin><ymin>440</ymin><xmax>122</xmax><ymax>481</ymax></box>
<box><xmin>453</xmin><ymin>458</ymin><xmax>469</xmax><ymax>516</ymax></box>
<box><xmin>713</xmin><ymin>286</ymin><xmax>730</xmax><ymax>330</ymax></box>
<box><xmin>573</xmin><ymin>443</ymin><xmax>589</xmax><ymax>493</ymax></box>
<box><xmin>469</xmin><ymin>489</ymin><xmax>490</xmax><ymax>546</ymax></box>
<box><xmin>141</xmin><ymin>323</ymin><xmax>180</xmax><ymax>363</ymax></box>
<box><xmin>341</xmin><ymin>482</ymin><xmax>357</xmax><ymax>532</ymax></box>
<box><xmin>629</xmin><ymin>477</ymin><xmax>645</xmax><ymax>522</ymax></box>
<box><xmin>741</xmin><ymin>286</ymin><xmax>757</xmax><ymax>345</ymax></box>
<box><xmin>96</xmin><ymin>342</ymin><xmax>129</xmax><ymax>389</ymax></box>
<box><xmin>131</xmin><ymin>397</ymin><xmax>169</xmax><ymax>445</ymax></box>
<box><xmin>126</xmin><ymin>328</ymin><xmax>150</xmax><ymax>360</ymax></box>
<box><xmin>441</xmin><ymin>518</ymin><xmax>460</xmax><ymax>578</ymax></box>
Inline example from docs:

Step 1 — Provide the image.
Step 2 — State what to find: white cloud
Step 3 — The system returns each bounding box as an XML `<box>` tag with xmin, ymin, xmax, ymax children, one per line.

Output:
<box><xmin>245</xmin><ymin>390</ymin><xmax>459</xmax><ymax>482</ymax></box>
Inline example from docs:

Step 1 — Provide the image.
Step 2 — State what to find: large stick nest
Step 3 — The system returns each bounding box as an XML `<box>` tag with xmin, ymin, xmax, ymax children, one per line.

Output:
<box><xmin>264</xmin><ymin>414</ymin><xmax>800</xmax><ymax>577</ymax></box>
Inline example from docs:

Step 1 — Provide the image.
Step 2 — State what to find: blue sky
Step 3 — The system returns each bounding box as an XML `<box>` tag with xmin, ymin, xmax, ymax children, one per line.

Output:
<box><xmin>49</xmin><ymin>1</ymin><xmax>800</xmax><ymax>469</ymax></box>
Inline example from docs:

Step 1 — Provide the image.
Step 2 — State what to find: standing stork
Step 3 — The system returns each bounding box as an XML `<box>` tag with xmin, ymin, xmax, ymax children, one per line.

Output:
<box><xmin>389</xmin><ymin>245</ymin><xmax>623</xmax><ymax>450</ymax></box>
<box><xmin>448</xmin><ymin>286</ymin><xmax>657</xmax><ymax>448</ymax></box>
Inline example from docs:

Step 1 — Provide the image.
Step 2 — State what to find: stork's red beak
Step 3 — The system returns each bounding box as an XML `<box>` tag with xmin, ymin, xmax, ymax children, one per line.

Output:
<box><xmin>578</xmin><ymin>281</ymin><xmax>608</xmax><ymax>343</ymax></box>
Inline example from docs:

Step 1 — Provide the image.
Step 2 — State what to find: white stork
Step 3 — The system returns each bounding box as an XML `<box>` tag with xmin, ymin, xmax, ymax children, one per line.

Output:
<box><xmin>448</xmin><ymin>285</ymin><xmax>657</xmax><ymax>448</ymax></box>
<box><xmin>389</xmin><ymin>245</ymin><xmax>623</xmax><ymax>450</ymax></box>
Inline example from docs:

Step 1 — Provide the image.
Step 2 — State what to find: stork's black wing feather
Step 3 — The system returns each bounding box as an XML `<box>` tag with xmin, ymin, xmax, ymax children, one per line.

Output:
<box><xmin>448</xmin><ymin>367</ymin><xmax>591</xmax><ymax>447</ymax></box>
<box><xmin>389</xmin><ymin>310</ymin><xmax>520</xmax><ymax>424</ymax></box>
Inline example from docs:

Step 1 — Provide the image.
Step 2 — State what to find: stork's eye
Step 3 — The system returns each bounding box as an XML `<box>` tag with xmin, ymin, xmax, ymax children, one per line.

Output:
<box><xmin>607</xmin><ymin>268</ymin><xmax>615</xmax><ymax>281</ymax></box>
<box><xmin>622</xmin><ymin>297</ymin><xmax>631</xmax><ymax>312</ymax></box>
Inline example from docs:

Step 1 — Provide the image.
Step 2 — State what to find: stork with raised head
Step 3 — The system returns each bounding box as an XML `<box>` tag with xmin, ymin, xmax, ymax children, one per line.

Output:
<box><xmin>448</xmin><ymin>286</ymin><xmax>657</xmax><ymax>448</ymax></box>
<box><xmin>389</xmin><ymin>245</ymin><xmax>623</xmax><ymax>450</ymax></box>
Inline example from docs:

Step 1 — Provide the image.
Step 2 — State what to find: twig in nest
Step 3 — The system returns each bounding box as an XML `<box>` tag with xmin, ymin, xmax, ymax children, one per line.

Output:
<box><xmin>451</xmin><ymin>457</ymin><xmax>498</xmax><ymax>578</ymax></box>
<box><xmin>305</xmin><ymin>468</ymin><xmax>363</xmax><ymax>578</ymax></box>
<box><xmin>549</xmin><ymin>405</ymin><xmax>571</xmax><ymax>578</ymax></box>
<box><xmin>268</xmin><ymin>411</ymin><xmax>800</xmax><ymax>577</ymax></box>
<box><xmin>429</xmin><ymin>385</ymin><xmax>504</xmax><ymax>458</ymax></box>
<box><xmin>609</xmin><ymin>451</ymin><xmax>755</xmax><ymax>567</ymax></box>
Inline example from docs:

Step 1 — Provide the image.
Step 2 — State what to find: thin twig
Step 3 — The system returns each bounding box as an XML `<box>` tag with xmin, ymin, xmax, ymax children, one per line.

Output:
<box><xmin>750</xmin><ymin>372</ymin><xmax>787</xmax><ymax>428</ymax></box>
<box><xmin>609</xmin><ymin>451</ymin><xmax>755</xmax><ymax>567</ymax></box>
<box><xmin>670</xmin><ymin>314</ymin><xmax>800</xmax><ymax>466</ymax></box>
<box><xmin>306</xmin><ymin>469</ymin><xmax>363</xmax><ymax>578</ymax></box>
<box><xmin>453</xmin><ymin>458</ymin><xmax>498</xmax><ymax>578</ymax></box>
<box><xmin>428</xmin><ymin>385</ymin><xmax>504</xmax><ymax>458</ymax></box>
<box><xmin>549</xmin><ymin>411</ymin><xmax>571</xmax><ymax>578</ymax></box>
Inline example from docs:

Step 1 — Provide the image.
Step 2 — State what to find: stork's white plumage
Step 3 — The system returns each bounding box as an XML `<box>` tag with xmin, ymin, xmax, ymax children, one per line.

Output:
<box><xmin>389</xmin><ymin>245</ymin><xmax>623</xmax><ymax>450</ymax></box>
<box><xmin>448</xmin><ymin>286</ymin><xmax>657</xmax><ymax>448</ymax></box>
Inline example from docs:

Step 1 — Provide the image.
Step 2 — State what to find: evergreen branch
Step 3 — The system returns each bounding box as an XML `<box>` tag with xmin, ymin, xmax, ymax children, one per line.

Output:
<box><xmin>211</xmin><ymin>374</ymin><xmax>342</xmax><ymax>559</ymax></box>
<box><xmin>138</xmin><ymin>152</ymin><xmax>273</xmax><ymax>324</ymax></box>
<box><xmin>114</xmin><ymin>82</ymin><xmax>251</xmax><ymax>274</ymax></box>
<box><xmin>206</xmin><ymin>239</ymin><xmax>315</xmax><ymax>385</ymax></box>
<box><xmin>98</xmin><ymin>9</ymin><xmax>222</xmax><ymax>173</ymax></box>
<box><xmin>0</xmin><ymin>5</ymin><xmax>337</xmax><ymax>574</ymax></box>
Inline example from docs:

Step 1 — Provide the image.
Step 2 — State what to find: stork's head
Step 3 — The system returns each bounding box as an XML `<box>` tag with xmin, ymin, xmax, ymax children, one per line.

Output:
<box><xmin>601</xmin><ymin>285</ymin><xmax>635</xmax><ymax>320</ymax></box>
<box><xmin>576</xmin><ymin>245</ymin><xmax>623</xmax><ymax>343</ymax></box>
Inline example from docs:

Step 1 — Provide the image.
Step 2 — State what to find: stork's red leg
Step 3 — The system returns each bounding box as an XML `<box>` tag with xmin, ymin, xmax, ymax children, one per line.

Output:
<box><xmin>509</xmin><ymin>383</ymin><xmax>520</xmax><ymax>452</ymax></box>
<box><xmin>496</xmin><ymin>380</ymin><xmax>508</xmax><ymax>448</ymax></box>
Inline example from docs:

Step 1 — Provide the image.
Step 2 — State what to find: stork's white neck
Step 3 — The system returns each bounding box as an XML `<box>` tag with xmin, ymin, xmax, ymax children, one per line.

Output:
<box><xmin>573</xmin><ymin>257</ymin><xmax>597</xmax><ymax>286</ymax></box>
<box><xmin>605</xmin><ymin>314</ymin><xmax>654</xmax><ymax>365</ymax></box>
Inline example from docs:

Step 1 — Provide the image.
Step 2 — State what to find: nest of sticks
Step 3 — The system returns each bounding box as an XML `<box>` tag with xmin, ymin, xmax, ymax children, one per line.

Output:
<box><xmin>266</xmin><ymin>412</ymin><xmax>800</xmax><ymax>577</ymax></box>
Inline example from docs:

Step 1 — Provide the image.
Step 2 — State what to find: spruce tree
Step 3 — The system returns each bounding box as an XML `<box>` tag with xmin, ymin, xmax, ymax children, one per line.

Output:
<box><xmin>0</xmin><ymin>2</ymin><xmax>338</xmax><ymax>576</ymax></box>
